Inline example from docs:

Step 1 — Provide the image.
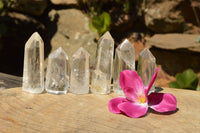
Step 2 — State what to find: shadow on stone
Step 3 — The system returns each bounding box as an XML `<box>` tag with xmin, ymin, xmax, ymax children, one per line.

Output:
<box><xmin>149</xmin><ymin>108</ymin><xmax>179</xmax><ymax>115</ymax></box>
<box><xmin>150</xmin><ymin>47</ymin><xmax>200</xmax><ymax>76</ymax></box>
<box><xmin>0</xmin><ymin>12</ymin><xmax>46</xmax><ymax>76</ymax></box>
<box><xmin>155</xmin><ymin>87</ymin><xmax>163</xmax><ymax>93</ymax></box>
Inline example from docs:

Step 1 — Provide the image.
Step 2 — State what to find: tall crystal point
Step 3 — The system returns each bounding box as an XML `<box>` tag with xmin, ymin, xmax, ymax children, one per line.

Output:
<box><xmin>113</xmin><ymin>39</ymin><xmax>135</xmax><ymax>95</ymax></box>
<box><xmin>45</xmin><ymin>47</ymin><xmax>69</xmax><ymax>94</ymax></box>
<box><xmin>91</xmin><ymin>31</ymin><xmax>114</xmax><ymax>94</ymax></box>
<box><xmin>138</xmin><ymin>48</ymin><xmax>156</xmax><ymax>93</ymax></box>
<box><xmin>22</xmin><ymin>32</ymin><xmax>44</xmax><ymax>93</ymax></box>
<box><xmin>70</xmin><ymin>47</ymin><xmax>90</xmax><ymax>94</ymax></box>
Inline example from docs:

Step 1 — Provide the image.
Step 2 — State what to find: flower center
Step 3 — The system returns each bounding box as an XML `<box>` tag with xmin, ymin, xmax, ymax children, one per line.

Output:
<box><xmin>138</xmin><ymin>95</ymin><xmax>146</xmax><ymax>103</ymax></box>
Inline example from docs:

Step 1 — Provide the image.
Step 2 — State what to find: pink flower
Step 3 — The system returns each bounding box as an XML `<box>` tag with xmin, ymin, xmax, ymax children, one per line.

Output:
<box><xmin>108</xmin><ymin>68</ymin><xmax>177</xmax><ymax>118</ymax></box>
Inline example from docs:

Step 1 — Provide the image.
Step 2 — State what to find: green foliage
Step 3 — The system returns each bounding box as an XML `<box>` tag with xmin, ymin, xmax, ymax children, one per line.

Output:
<box><xmin>116</xmin><ymin>0</ymin><xmax>132</xmax><ymax>13</ymax></box>
<box><xmin>169</xmin><ymin>69</ymin><xmax>199</xmax><ymax>90</ymax></box>
<box><xmin>123</xmin><ymin>1</ymin><xmax>131</xmax><ymax>13</ymax></box>
<box><xmin>0</xmin><ymin>0</ymin><xmax>4</xmax><ymax>13</ymax></box>
<box><xmin>89</xmin><ymin>12</ymin><xmax>111</xmax><ymax>35</ymax></box>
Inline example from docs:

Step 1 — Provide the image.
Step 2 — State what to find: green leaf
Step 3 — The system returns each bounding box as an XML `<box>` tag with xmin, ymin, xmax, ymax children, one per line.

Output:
<box><xmin>101</xmin><ymin>12</ymin><xmax>111</xmax><ymax>27</ymax></box>
<box><xmin>0</xmin><ymin>0</ymin><xmax>4</xmax><ymax>11</ymax></box>
<box><xmin>175</xmin><ymin>69</ymin><xmax>199</xmax><ymax>90</ymax></box>
<box><xmin>89</xmin><ymin>12</ymin><xmax>111</xmax><ymax>36</ymax></box>
<box><xmin>89</xmin><ymin>23</ymin><xmax>98</xmax><ymax>33</ymax></box>
<box><xmin>123</xmin><ymin>1</ymin><xmax>131</xmax><ymax>13</ymax></box>
<box><xmin>168</xmin><ymin>81</ymin><xmax>180</xmax><ymax>88</ymax></box>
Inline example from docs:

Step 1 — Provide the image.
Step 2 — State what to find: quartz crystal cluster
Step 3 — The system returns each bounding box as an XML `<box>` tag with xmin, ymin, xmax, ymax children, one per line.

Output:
<box><xmin>137</xmin><ymin>48</ymin><xmax>156</xmax><ymax>93</ymax></box>
<box><xmin>91</xmin><ymin>31</ymin><xmax>114</xmax><ymax>94</ymax></box>
<box><xmin>22</xmin><ymin>31</ymin><xmax>156</xmax><ymax>95</ymax></box>
<box><xmin>113</xmin><ymin>39</ymin><xmax>135</xmax><ymax>95</ymax></box>
<box><xmin>22</xmin><ymin>32</ymin><xmax>44</xmax><ymax>94</ymax></box>
<box><xmin>45</xmin><ymin>47</ymin><xmax>69</xmax><ymax>94</ymax></box>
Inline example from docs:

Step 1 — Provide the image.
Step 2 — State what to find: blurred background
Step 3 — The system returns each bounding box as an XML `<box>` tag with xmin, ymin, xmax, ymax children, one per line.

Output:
<box><xmin>0</xmin><ymin>0</ymin><xmax>200</xmax><ymax>90</ymax></box>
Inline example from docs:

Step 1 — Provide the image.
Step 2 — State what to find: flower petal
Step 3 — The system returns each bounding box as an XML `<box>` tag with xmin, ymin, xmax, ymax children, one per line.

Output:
<box><xmin>119</xmin><ymin>70</ymin><xmax>144</xmax><ymax>101</ymax></box>
<box><xmin>118</xmin><ymin>101</ymin><xmax>148</xmax><ymax>118</ymax></box>
<box><xmin>148</xmin><ymin>93</ymin><xmax>177</xmax><ymax>112</ymax></box>
<box><xmin>146</xmin><ymin>68</ymin><xmax>160</xmax><ymax>95</ymax></box>
<box><xmin>108</xmin><ymin>97</ymin><xmax>127</xmax><ymax>113</ymax></box>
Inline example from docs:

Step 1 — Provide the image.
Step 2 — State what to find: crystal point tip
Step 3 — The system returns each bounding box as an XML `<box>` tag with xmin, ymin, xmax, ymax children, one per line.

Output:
<box><xmin>101</xmin><ymin>31</ymin><xmax>114</xmax><ymax>41</ymax></box>
<box><xmin>49</xmin><ymin>47</ymin><xmax>68</xmax><ymax>59</ymax></box>
<box><xmin>140</xmin><ymin>48</ymin><xmax>155</xmax><ymax>62</ymax></box>
<box><xmin>73</xmin><ymin>47</ymin><xmax>90</xmax><ymax>57</ymax></box>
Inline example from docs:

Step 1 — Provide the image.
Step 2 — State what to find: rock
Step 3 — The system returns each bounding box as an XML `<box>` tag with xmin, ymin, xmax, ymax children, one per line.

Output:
<box><xmin>150</xmin><ymin>46</ymin><xmax>200</xmax><ymax>76</ymax></box>
<box><xmin>46</xmin><ymin>9</ymin><xmax>98</xmax><ymax>71</ymax></box>
<box><xmin>136</xmin><ymin>0</ymin><xmax>200</xmax><ymax>33</ymax></box>
<box><xmin>110</xmin><ymin>10</ymin><xmax>136</xmax><ymax>33</ymax></box>
<box><xmin>146</xmin><ymin>34</ymin><xmax>200</xmax><ymax>52</ymax></box>
<box><xmin>146</xmin><ymin>34</ymin><xmax>200</xmax><ymax>76</ymax></box>
<box><xmin>3</xmin><ymin>0</ymin><xmax>48</xmax><ymax>16</ymax></box>
<box><xmin>184</xmin><ymin>23</ymin><xmax>200</xmax><ymax>34</ymax></box>
<box><xmin>145</xmin><ymin>0</ymin><xmax>184</xmax><ymax>33</ymax></box>
<box><xmin>50</xmin><ymin>0</ymin><xmax>78</xmax><ymax>5</ymax></box>
<box><xmin>0</xmin><ymin>12</ymin><xmax>45</xmax><ymax>76</ymax></box>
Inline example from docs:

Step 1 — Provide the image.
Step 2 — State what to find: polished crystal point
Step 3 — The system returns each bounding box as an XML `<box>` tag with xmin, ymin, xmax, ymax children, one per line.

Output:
<box><xmin>91</xmin><ymin>31</ymin><xmax>114</xmax><ymax>94</ymax></box>
<box><xmin>138</xmin><ymin>48</ymin><xmax>156</xmax><ymax>93</ymax></box>
<box><xmin>70</xmin><ymin>47</ymin><xmax>90</xmax><ymax>94</ymax></box>
<box><xmin>22</xmin><ymin>32</ymin><xmax>44</xmax><ymax>93</ymax></box>
<box><xmin>113</xmin><ymin>39</ymin><xmax>135</xmax><ymax>95</ymax></box>
<box><xmin>45</xmin><ymin>47</ymin><xmax>69</xmax><ymax>94</ymax></box>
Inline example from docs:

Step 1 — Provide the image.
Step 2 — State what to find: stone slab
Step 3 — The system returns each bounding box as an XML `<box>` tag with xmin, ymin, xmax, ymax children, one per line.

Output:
<box><xmin>146</xmin><ymin>34</ymin><xmax>200</xmax><ymax>52</ymax></box>
<box><xmin>0</xmin><ymin>73</ymin><xmax>22</xmax><ymax>89</ymax></box>
<box><xmin>0</xmin><ymin>87</ymin><xmax>199</xmax><ymax>132</ymax></box>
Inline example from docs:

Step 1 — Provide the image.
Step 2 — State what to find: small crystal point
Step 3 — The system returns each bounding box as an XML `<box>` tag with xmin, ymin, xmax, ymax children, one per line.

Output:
<box><xmin>22</xmin><ymin>32</ymin><xmax>44</xmax><ymax>93</ymax></box>
<box><xmin>113</xmin><ymin>39</ymin><xmax>135</xmax><ymax>95</ymax></box>
<box><xmin>70</xmin><ymin>47</ymin><xmax>90</xmax><ymax>94</ymax></box>
<box><xmin>99</xmin><ymin>31</ymin><xmax>113</xmax><ymax>42</ymax></box>
<box><xmin>91</xmin><ymin>31</ymin><xmax>114</xmax><ymax>94</ymax></box>
<box><xmin>45</xmin><ymin>47</ymin><xmax>69</xmax><ymax>94</ymax></box>
<box><xmin>138</xmin><ymin>48</ymin><xmax>156</xmax><ymax>93</ymax></box>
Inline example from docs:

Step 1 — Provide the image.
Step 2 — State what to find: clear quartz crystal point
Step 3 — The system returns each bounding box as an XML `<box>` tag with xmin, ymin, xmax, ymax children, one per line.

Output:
<box><xmin>22</xmin><ymin>32</ymin><xmax>44</xmax><ymax>93</ymax></box>
<box><xmin>91</xmin><ymin>31</ymin><xmax>114</xmax><ymax>94</ymax></box>
<box><xmin>113</xmin><ymin>39</ymin><xmax>135</xmax><ymax>95</ymax></box>
<box><xmin>45</xmin><ymin>47</ymin><xmax>69</xmax><ymax>94</ymax></box>
<box><xmin>138</xmin><ymin>48</ymin><xmax>156</xmax><ymax>93</ymax></box>
<box><xmin>70</xmin><ymin>47</ymin><xmax>90</xmax><ymax>94</ymax></box>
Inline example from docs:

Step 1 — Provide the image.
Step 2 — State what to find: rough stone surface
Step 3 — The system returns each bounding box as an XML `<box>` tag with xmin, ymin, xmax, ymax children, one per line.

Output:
<box><xmin>4</xmin><ymin>0</ymin><xmax>48</xmax><ymax>16</ymax></box>
<box><xmin>136</xmin><ymin>0</ymin><xmax>200</xmax><ymax>33</ymax></box>
<box><xmin>146</xmin><ymin>34</ymin><xmax>200</xmax><ymax>52</ymax></box>
<box><xmin>51</xmin><ymin>0</ymin><xmax>78</xmax><ymax>5</ymax></box>
<box><xmin>145</xmin><ymin>1</ymin><xmax>184</xmax><ymax>33</ymax></box>
<box><xmin>46</xmin><ymin>9</ymin><xmax>98</xmax><ymax>71</ymax></box>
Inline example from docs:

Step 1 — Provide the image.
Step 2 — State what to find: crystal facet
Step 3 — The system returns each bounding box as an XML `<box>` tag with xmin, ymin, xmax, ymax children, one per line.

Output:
<box><xmin>91</xmin><ymin>31</ymin><xmax>114</xmax><ymax>94</ymax></box>
<box><xmin>22</xmin><ymin>32</ymin><xmax>44</xmax><ymax>93</ymax></box>
<box><xmin>137</xmin><ymin>48</ymin><xmax>156</xmax><ymax>93</ymax></box>
<box><xmin>113</xmin><ymin>39</ymin><xmax>135</xmax><ymax>95</ymax></box>
<box><xmin>45</xmin><ymin>47</ymin><xmax>69</xmax><ymax>94</ymax></box>
<box><xmin>70</xmin><ymin>47</ymin><xmax>90</xmax><ymax>94</ymax></box>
